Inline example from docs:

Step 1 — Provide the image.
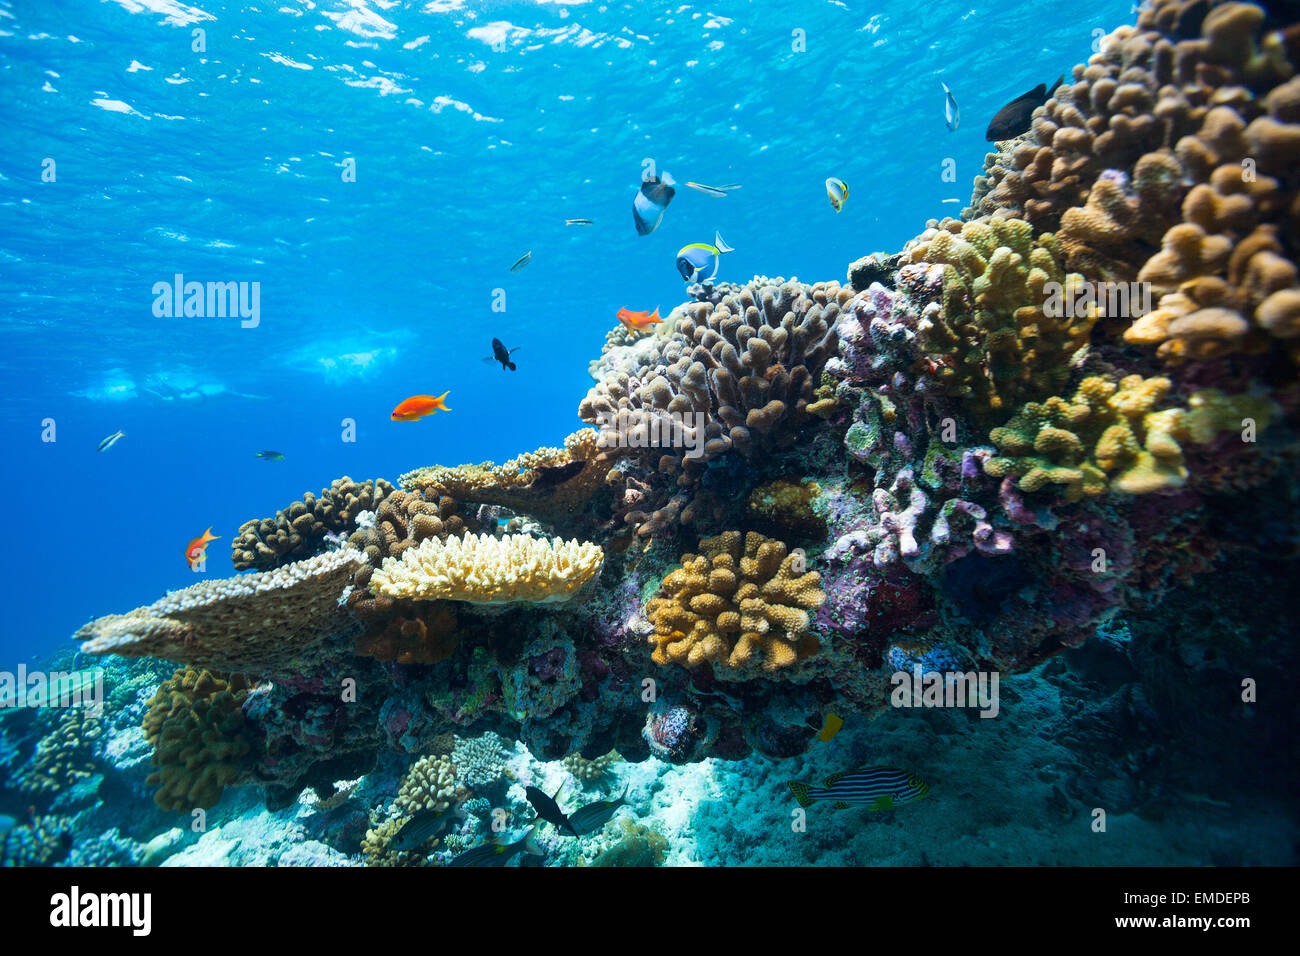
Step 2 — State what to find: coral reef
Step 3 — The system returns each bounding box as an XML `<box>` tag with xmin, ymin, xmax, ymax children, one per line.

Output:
<box><xmin>645</xmin><ymin>531</ymin><xmax>826</xmax><ymax>675</ymax></box>
<box><xmin>15</xmin><ymin>708</ymin><xmax>103</xmax><ymax>797</ymax></box>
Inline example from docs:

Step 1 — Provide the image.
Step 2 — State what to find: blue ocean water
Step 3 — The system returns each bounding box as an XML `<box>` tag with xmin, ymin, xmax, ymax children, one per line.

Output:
<box><xmin>0</xmin><ymin>0</ymin><xmax>1135</xmax><ymax>659</ymax></box>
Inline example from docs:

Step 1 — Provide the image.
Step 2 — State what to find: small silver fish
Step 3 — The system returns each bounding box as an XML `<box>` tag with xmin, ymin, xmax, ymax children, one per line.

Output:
<box><xmin>565</xmin><ymin>218</ymin><xmax>593</xmax><ymax>226</ymax></box>
<box><xmin>685</xmin><ymin>181</ymin><xmax>731</xmax><ymax>198</ymax></box>
<box><xmin>941</xmin><ymin>80</ymin><xmax>959</xmax><ymax>132</ymax></box>
<box><xmin>509</xmin><ymin>250</ymin><xmax>532</xmax><ymax>273</ymax></box>
<box><xmin>96</xmin><ymin>429</ymin><xmax>125</xmax><ymax>453</ymax></box>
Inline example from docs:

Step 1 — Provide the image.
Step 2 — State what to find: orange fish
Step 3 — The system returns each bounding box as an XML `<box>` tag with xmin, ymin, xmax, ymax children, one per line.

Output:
<box><xmin>185</xmin><ymin>527</ymin><xmax>220</xmax><ymax>566</ymax></box>
<box><xmin>392</xmin><ymin>391</ymin><xmax>451</xmax><ymax>422</ymax></box>
<box><xmin>616</xmin><ymin>307</ymin><xmax>662</xmax><ymax>333</ymax></box>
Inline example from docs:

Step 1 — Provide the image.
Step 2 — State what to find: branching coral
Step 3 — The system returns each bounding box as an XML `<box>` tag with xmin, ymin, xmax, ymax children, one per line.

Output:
<box><xmin>984</xmin><ymin>374</ymin><xmax>1276</xmax><ymax>499</ymax></box>
<box><xmin>901</xmin><ymin>217</ymin><xmax>1098</xmax><ymax>422</ymax></box>
<box><xmin>645</xmin><ymin>531</ymin><xmax>826</xmax><ymax>675</ymax></box>
<box><xmin>395</xmin><ymin>753</ymin><xmax>459</xmax><ymax>815</ymax></box>
<box><xmin>232</xmin><ymin>477</ymin><xmax>392</xmax><ymax>570</ymax></box>
<box><xmin>76</xmin><ymin>548</ymin><xmax>367</xmax><ymax>679</ymax></box>
<box><xmin>964</xmin><ymin>0</ymin><xmax>1300</xmax><ymax>369</ymax></box>
<box><xmin>16</xmin><ymin>709</ymin><xmax>103</xmax><ymax>797</ymax></box>
<box><xmin>399</xmin><ymin>430</ymin><xmax>612</xmax><ymax>528</ymax></box>
<box><xmin>370</xmin><ymin>532</ymin><xmax>604</xmax><ymax>605</ymax></box>
<box><xmin>142</xmin><ymin>668</ymin><xmax>252</xmax><ymax>812</ymax></box>
<box><xmin>579</xmin><ymin>278</ymin><xmax>851</xmax><ymax>469</ymax></box>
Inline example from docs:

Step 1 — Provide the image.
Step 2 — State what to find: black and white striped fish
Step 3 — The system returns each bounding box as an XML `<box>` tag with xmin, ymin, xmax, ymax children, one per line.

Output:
<box><xmin>788</xmin><ymin>766</ymin><xmax>929</xmax><ymax>811</ymax></box>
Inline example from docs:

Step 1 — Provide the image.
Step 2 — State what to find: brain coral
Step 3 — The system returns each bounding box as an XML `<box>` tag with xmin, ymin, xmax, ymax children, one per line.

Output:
<box><xmin>142</xmin><ymin>668</ymin><xmax>252</xmax><ymax>812</ymax></box>
<box><xmin>646</xmin><ymin>530</ymin><xmax>826</xmax><ymax>675</ymax></box>
<box><xmin>232</xmin><ymin>477</ymin><xmax>393</xmax><ymax>570</ymax></box>
<box><xmin>369</xmin><ymin>532</ymin><xmax>604</xmax><ymax>605</ymax></box>
<box><xmin>76</xmin><ymin>548</ymin><xmax>367</xmax><ymax>679</ymax></box>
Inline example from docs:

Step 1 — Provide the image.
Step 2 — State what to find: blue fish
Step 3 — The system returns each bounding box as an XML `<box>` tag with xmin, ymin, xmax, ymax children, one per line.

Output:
<box><xmin>675</xmin><ymin>231</ymin><xmax>733</xmax><ymax>282</ymax></box>
<box><xmin>788</xmin><ymin>766</ymin><xmax>929</xmax><ymax>811</ymax></box>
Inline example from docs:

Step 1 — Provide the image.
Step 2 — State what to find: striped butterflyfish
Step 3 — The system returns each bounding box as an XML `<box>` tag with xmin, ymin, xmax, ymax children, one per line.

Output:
<box><xmin>787</xmin><ymin>766</ymin><xmax>929</xmax><ymax>811</ymax></box>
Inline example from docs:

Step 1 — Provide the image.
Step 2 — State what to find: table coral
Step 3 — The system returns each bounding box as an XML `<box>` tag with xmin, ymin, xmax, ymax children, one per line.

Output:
<box><xmin>76</xmin><ymin>548</ymin><xmax>368</xmax><ymax>680</ymax></box>
<box><xmin>142</xmin><ymin>668</ymin><xmax>252</xmax><ymax>812</ymax></box>
<box><xmin>645</xmin><ymin>530</ymin><xmax>826</xmax><ymax>675</ymax></box>
<box><xmin>369</xmin><ymin>532</ymin><xmax>604</xmax><ymax>605</ymax></box>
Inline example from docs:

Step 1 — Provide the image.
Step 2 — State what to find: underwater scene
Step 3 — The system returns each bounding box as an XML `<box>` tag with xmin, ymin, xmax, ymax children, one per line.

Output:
<box><xmin>1</xmin><ymin>0</ymin><xmax>1298</xmax><ymax>874</ymax></box>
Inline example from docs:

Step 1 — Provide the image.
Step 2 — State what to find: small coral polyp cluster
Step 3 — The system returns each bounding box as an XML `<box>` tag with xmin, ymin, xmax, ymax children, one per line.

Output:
<box><xmin>70</xmin><ymin>0</ymin><xmax>1297</xmax><ymax>817</ymax></box>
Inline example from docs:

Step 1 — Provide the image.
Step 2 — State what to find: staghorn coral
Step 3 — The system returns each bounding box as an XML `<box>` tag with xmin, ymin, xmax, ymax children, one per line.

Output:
<box><xmin>645</xmin><ymin>531</ymin><xmax>826</xmax><ymax>675</ymax></box>
<box><xmin>76</xmin><ymin>548</ymin><xmax>367</xmax><ymax>679</ymax></box>
<box><xmin>232</xmin><ymin>477</ymin><xmax>392</xmax><ymax>571</ymax></box>
<box><xmin>142</xmin><ymin>668</ymin><xmax>252</xmax><ymax>812</ymax></box>
<box><xmin>984</xmin><ymin>374</ymin><xmax>1276</xmax><ymax>499</ymax></box>
<box><xmin>16</xmin><ymin>708</ymin><xmax>103</xmax><ymax>797</ymax></box>
<box><xmin>370</xmin><ymin>532</ymin><xmax>604</xmax><ymax>606</ymax></box>
<box><xmin>901</xmin><ymin>217</ymin><xmax>1098</xmax><ymax>423</ymax></box>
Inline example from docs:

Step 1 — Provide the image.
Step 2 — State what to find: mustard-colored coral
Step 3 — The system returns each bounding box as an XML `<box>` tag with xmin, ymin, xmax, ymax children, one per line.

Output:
<box><xmin>646</xmin><ymin>531</ymin><xmax>825</xmax><ymax>674</ymax></box>
<box><xmin>985</xmin><ymin>374</ymin><xmax>1275</xmax><ymax>499</ymax></box>
<box><xmin>142</xmin><ymin>668</ymin><xmax>252</xmax><ymax>812</ymax></box>
<box><xmin>370</xmin><ymin>532</ymin><xmax>604</xmax><ymax>605</ymax></box>
<box><xmin>395</xmin><ymin>754</ymin><xmax>458</xmax><ymax>815</ymax></box>
<box><xmin>904</xmin><ymin>217</ymin><xmax>1098</xmax><ymax>422</ymax></box>
<box><xmin>398</xmin><ymin>429</ymin><xmax>612</xmax><ymax>526</ymax></box>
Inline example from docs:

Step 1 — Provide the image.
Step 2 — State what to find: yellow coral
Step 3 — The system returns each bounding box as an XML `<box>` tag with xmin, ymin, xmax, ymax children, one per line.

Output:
<box><xmin>986</xmin><ymin>374</ymin><xmax>1276</xmax><ymax>499</ymax></box>
<box><xmin>646</xmin><ymin>531</ymin><xmax>825</xmax><ymax>675</ymax></box>
<box><xmin>370</xmin><ymin>532</ymin><xmax>604</xmax><ymax>605</ymax></box>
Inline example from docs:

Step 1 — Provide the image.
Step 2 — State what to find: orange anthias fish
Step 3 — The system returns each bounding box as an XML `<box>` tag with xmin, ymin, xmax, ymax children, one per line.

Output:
<box><xmin>392</xmin><ymin>391</ymin><xmax>451</xmax><ymax>422</ymax></box>
<box><xmin>616</xmin><ymin>307</ymin><xmax>662</xmax><ymax>333</ymax></box>
<box><xmin>185</xmin><ymin>527</ymin><xmax>220</xmax><ymax>566</ymax></box>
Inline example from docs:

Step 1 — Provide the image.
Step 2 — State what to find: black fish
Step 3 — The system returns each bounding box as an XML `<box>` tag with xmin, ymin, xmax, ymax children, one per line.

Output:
<box><xmin>525</xmin><ymin>784</ymin><xmax>579</xmax><ymax>837</ymax></box>
<box><xmin>985</xmin><ymin>75</ymin><xmax>1064</xmax><ymax>141</ymax></box>
<box><xmin>526</xmin><ymin>459</ymin><xmax>586</xmax><ymax>490</ymax></box>
<box><xmin>484</xmin><ymin>337</ymin><xmax>520</xmax><ymax>371</ymax></box>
